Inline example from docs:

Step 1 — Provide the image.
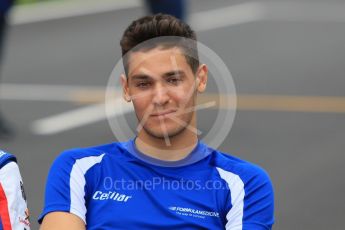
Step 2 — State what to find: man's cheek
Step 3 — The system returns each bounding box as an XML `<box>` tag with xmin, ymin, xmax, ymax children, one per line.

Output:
<box><xmin>133</xmin><ymin>102</ymin><xmax>149</xmax><ymax>117</ymax></box>
<box><xmin>179</xmin><ymin>96</ymin><xmax>194</xmax><ymax>107</ymax></box>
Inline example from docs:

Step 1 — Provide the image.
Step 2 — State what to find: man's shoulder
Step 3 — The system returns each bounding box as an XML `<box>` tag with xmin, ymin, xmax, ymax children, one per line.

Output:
<box><xmin>53</xmin><ymin>142</ymin><xmax>126</xmax><ymax>165</ymax></box>
<box><xmin>211</xmin><ymin>150</ymin><xmax>271</xmax><ymax>184</ymax></box>
<box><xmin>0</xmin><ymin>149</ymin><xmax>16</xmax><ymax>169</ymax></box>
<box><xmin>46</xmin><ymin>142</ymin><xmax>128</xmax><ymax>184</ymax></box>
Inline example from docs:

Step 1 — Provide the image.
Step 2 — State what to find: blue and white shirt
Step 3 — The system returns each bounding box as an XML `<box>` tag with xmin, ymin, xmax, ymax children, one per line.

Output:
<box><xmin>0</xmin><ymin>150</ymin><xmax>30</xmax><ymax>230</ymax></box>
<box><xmin>39</xmin><ymin>139</ymin><xmax>274</xmax><ymax>229</ymax></box>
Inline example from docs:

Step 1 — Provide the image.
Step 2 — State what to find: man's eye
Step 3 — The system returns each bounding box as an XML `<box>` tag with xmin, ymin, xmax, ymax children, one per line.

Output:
<box><xmin>167</xmin><ymin>78</ymin><xmax>181</xmax><ymax>85</ymax></box>
<box><xmin>136</xmin><ymin>82</ymin><xmax>151</xmax><ymax>88</ymax></box>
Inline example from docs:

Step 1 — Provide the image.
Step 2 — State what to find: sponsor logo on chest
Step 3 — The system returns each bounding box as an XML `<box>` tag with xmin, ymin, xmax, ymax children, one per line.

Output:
<box><xmin>92</xmin><ymin>191</ymin><xmax>132</xmax><ymax>202</ymax></box>
<box><xmin>168</xmin><ymin>206</ymin><xmax>220</xmax><ymax>219</ymax></box>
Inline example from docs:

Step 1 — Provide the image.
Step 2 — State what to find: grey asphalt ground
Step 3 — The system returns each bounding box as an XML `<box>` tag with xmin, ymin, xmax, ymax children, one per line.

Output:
<box><xmin>1</xmin><ymin>0</ymin><xmax>345</xmax><ymax>229</ymax></box>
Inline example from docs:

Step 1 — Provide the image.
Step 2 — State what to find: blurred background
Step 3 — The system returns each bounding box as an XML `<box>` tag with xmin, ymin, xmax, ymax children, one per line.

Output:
<box><xmin>1</xmin><ymin>0</ymin><xmax>345</xmax><ymax>229</ymax></box>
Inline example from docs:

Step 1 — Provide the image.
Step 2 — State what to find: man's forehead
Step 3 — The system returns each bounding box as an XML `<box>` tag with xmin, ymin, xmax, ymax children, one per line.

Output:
<box><xmin>129</xmin><ymin>46</ymin><xmax>184</xmax><ymax>61</ymax></box>
<box><xmin>127</xmin><ymin>46</ymin><xmax>188</xmax><ymax>77</ymax></box>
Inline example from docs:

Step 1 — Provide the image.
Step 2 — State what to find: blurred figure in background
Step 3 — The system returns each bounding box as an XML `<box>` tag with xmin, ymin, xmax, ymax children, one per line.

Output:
<box><xmin>0</xmin><ymin>0</ymin><xmax>14</xmax><ymax>139</ymax></box>
<box><xmin>0</xmin><ymin>150</ymin><xmax>30</xmax><ymax>229</ymax></box>
<box><xmin>145</xmin><ymin>0</ymin><xmax>186</xmax><ymax>21</ymax></box>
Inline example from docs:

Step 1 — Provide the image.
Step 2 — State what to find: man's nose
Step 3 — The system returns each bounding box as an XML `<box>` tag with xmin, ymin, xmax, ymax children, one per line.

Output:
<box><xmin>152</xmin><ymin>84</ymin><xmax>170</xmax><ymax>106</ymax></box>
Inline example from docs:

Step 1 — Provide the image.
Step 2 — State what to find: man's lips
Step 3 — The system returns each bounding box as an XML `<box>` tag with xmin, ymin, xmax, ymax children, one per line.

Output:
<box><xmin>150</xmin><ymin>110</ymin><xmax>177</xmax><ymax>117</ymax></box>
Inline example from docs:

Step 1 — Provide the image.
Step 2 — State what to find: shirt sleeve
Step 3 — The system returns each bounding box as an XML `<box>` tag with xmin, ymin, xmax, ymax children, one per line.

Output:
<box><xmin>0</xmin><ymin>161</ymin><xmax>31</xmax><ymax>230</ymax></box>
<box><xmin>241</xmin><ymin>168</ymin><xmax>274</xmax><ymax>230</ymax></box>
<box><xmin>38</xmin><ymin>151</ymin><xmax>105</xmax><ymax>225</ymax></box>
<box><xmin>38</xmin><ymin>151</ymin><xmax>86</xmax><ymax>224</ymax></box>
<box><xmin>219</xmin><ymin>166</ymin><xmax>274</xmax><ymax>230</ymax></box>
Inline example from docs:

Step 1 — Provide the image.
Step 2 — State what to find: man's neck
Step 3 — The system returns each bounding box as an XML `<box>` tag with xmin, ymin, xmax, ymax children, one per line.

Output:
<box><xmin>135</xmin><ymin>131</ymin><xmax>198</xmax><ymax>161</ymax></box>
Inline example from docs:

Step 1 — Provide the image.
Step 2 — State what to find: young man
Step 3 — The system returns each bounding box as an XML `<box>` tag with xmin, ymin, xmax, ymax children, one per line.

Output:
<box><xmin>0</xmin><ymin>150</ymin><xmax>30</xmax><ymax>230</ymax></box>
<box><xmin>39</xmin><ymin>14</ymin><xmax>274</xmax><ymax>229</ymax></box>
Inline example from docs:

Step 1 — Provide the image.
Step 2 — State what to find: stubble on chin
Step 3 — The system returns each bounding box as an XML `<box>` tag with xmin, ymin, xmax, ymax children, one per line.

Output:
<box><xmin>142</xmin><ymin>122</ymin><xmax>185</xmax><ymax>140</ymax></box>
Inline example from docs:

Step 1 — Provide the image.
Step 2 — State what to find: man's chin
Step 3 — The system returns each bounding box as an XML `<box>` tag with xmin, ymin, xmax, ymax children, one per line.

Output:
<box><xmin>143</xmin><ymin>126</ymin><xmax>185</xmax><ymax>140</ymax></box>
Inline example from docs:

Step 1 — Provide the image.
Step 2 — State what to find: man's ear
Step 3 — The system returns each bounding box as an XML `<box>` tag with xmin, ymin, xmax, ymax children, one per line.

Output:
<box><xmin>120</xmin><ymin>74</ymin><xmax>131</xmax><ymax>102</ymax></box>
<box><xmin>196</xmin><ymin>64</ymin><xmax>208</xmax><ymax>93</ymax></box>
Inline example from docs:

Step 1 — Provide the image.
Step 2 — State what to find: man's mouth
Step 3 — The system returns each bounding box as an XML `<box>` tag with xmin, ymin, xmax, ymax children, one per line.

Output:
<box><xmin>151</xmin><ymin>109</ymin><xmax>177</xmax><ymax>118</ymax></box>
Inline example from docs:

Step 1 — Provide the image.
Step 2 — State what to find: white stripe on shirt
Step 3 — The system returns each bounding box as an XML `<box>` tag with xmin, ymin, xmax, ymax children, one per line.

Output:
<box><xmin>70</xmin><ymin>154</ymin><xmax>105</xmax><ymax>223</ymax></box>
<box><xmin>216</xmin><ymin>167</ymin><xmax>245</xmax><ymax>230</ymax></box>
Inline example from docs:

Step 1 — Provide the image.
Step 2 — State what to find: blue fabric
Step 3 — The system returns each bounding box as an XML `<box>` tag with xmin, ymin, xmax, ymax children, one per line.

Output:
<box><xmin>0</xmin><ymin>150</ymin><xmax>16</xmax><ymax>169</ymax></box>
<box><xmin>123</xmin><ymin>137</ymin><xmax>212</xmax><ymax>167</ymax></box>
<box><xmin>39</xmin><ymin>140</ymin><xmax>274</xmax><ymax>229</ymax></box>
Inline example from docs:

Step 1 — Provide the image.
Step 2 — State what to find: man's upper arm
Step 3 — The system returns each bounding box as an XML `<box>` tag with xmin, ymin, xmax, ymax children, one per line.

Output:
<box><xmin>39</xmin><ymin>150</ymin><xmax>104</xmax><ymax>226</ymax></box>
<box><xmin>241</xmin><ymin>168</ymin><xmax>274</xmax><ymax>230</ymax></box>
<box><xmin>38</xmin><ymin>151</ymin><xmax>88</xmax><ymax>224</ymax></box>
<box><xmin>40</xmin><ymin>212</ymin><xmax>85</xmax><ymax>230</ymax></box>
<box><xmin>218</xmin><ymin>166</ymin><xmax>274</xmax><ymax>230</ymax></box>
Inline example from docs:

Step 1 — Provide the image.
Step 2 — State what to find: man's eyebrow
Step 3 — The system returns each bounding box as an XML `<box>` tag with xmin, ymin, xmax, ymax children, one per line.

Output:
<box><xmin>163</xmin><ymin>70</ymin><xmax>186</xmax><ymax>77</ymax></box>
<box><xmin>130</xmin><ymin>74</ymin><xmax>152</xmax><ymax>80</ymax></box>
<box><xmin>131</xmin><ymin>70</ymin><xmax>185</xmax><ymax>80</ymax></box>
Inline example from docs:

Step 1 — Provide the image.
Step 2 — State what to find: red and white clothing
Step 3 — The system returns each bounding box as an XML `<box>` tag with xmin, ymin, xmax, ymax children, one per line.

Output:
<box><xmin>0</xmin><ymin>150</ymin><xmax>30</xmax><ymax>230</ymax></box>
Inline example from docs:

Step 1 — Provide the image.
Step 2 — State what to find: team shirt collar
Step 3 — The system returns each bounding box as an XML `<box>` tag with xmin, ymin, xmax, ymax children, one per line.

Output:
<box><xmin>122</xmin><ymin>137</ymin><xmax>212</xmax><ymax>167</ymax></box>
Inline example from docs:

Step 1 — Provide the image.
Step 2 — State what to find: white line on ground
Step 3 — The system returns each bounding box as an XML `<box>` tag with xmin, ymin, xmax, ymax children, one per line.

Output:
<box><xmin>191</xmin><ymin>2</ymin><xmax>345</xmax><ymax>32</ymax></box>
<box><xmin>11</xmin><ymin>0</ymin><xmax>141</xmax><ymax>25</ymax></box>
<box><xmin>190</xmin><ymin>2</ymin><xmax>265</xmax><ymax>31</ymax></box>
<box><xmin>31</xmin><ymin>98</ymin><xmax>132</xmax><ymax>135</ymax></box>
<box><xmin>0</xmin><ymin>83</ymin><xmax>106</xmax><ymax>101</ymax></box>
<box><xmin>31</xmin><ymin>102</ymin><xmax>107</xmax><ymax>135</ymax></box>
<box><xmin>11</xmin><ymin>1</ymin><xmax>345</xmax><ymax>28</ymax></box>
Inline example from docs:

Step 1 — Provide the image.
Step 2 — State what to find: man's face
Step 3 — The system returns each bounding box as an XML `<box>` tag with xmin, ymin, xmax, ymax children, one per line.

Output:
<box><xmin>122</xmin><ymin>46</ymin><xmax>207</xmax><ymax>140</ymax></box>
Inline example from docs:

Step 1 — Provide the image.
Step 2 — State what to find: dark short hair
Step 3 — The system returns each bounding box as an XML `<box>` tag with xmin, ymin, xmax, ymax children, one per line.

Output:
<box><xmin>120</xmin><ymin>14</ymin><xmax>199</xmax><ymax>75</ymax></box>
